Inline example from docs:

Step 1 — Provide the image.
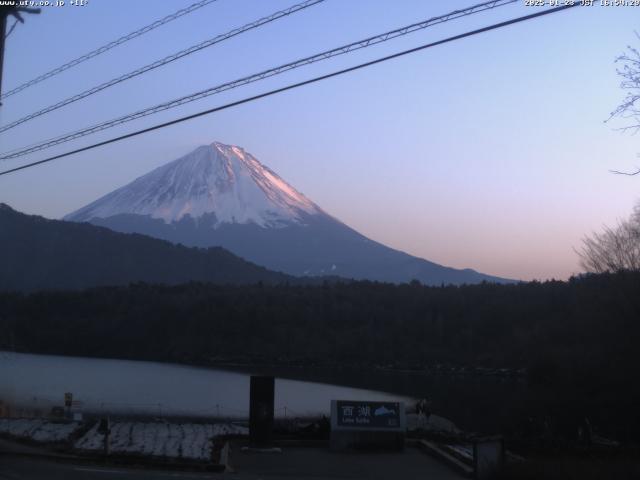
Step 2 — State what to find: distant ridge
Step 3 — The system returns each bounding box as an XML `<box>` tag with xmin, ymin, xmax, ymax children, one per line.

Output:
<box><xmin>0</xmin><ymin>203</ymin><xmax>293</xmax><ymax>292</ymax></box>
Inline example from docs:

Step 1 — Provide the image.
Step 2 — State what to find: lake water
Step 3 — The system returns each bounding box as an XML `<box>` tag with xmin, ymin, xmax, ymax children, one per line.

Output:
<box><xmin>0</xmin><ymin>352</ymin><xmax>414</xmax><ymax>418</ymax></box>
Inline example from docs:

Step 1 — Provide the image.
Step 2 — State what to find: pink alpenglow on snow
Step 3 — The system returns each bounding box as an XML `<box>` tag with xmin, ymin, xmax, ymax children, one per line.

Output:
<box><xmin>67</xmin><ymin>142</ymin><xmax>322</xmax><ymax>228</ymax></box>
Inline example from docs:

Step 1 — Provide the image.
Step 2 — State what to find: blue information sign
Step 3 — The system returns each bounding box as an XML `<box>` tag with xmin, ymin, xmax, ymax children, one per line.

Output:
<box><xmin>335</xmin><ymin>400</ymin><xmax>401</xmax><ymax>429</ymax></box>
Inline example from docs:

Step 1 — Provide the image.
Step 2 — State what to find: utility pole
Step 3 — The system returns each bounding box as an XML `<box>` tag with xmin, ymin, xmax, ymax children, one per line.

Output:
<box><xmin>0</xmin><ymin>5</ymin><xmax>40</xmax><ymax>104</ymax></box>
<box><xmin>0</xmin><ymin>8</ymin><xmax>8</xmax><ymax>101</ymax></box>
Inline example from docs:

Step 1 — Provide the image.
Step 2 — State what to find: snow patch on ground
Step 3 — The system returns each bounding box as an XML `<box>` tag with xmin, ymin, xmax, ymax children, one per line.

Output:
<box><xmin>446</xmin><ymin>443</ymin><xmax>473</xmax><ymax>460</ymax></box>
<box><xmin>74</xmin><ymin>421</ymin><xmax>247</xmax><ymax>461</ymax></box>
<box><xmin>0</xmin><ymin>418</ymin><xmax>80</xmax><ymax>442</ymax></box>
<box><xmin>406</xmin><ymin>413</ymin><xmax>460</xmax><ymax>433</ymax></box>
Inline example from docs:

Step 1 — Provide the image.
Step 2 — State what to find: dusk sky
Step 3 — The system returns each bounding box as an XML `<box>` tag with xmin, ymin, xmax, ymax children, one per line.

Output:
<box><xmin>1</xmin><ymin>0</ymin><xmax>638</xmax><ymax>281</ymax></box>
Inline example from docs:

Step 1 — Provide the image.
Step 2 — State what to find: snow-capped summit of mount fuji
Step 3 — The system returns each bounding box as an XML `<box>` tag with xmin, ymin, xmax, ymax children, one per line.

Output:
<box><xmin>65</xmin><ymin>141</ymin><xmax>514</xmax><ymax>285</ymax></box>
<box><xmin>65</xmin><ymin>142</ymin><xmax>322</xmax><ymax>227</ymax></box>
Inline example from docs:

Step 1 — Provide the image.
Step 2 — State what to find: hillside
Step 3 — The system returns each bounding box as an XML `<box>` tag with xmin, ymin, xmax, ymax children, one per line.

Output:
<box><xmin>0</xmin><ymin>204</ymin><xmax>293</xmax><ymax>291</ymax></box>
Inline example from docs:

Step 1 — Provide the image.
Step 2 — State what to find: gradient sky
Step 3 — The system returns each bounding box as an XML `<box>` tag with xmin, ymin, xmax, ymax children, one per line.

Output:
<box><xmin>1</xmin><ymin>0</ymin><xmax>638</xmax><ymax>281</ymax></box>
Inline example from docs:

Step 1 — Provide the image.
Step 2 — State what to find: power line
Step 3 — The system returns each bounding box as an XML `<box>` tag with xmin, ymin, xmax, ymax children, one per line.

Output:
<box><xmin>0</xmin><ymin>0</ymin><xmax>325</xmax><ymax>134</ymax></box>
<box><xmin>0</xmin><ymin>0</ymin><xmax>220</xmax><ymax>101</ymax></box>
<box><xmin>0</xmin><ymin>4</ymin><xmax>578</xmax><ymax>178</ymax></box>
<box><xmin>0</xmin><ymin>0</ymin><xmax>518</xmax><ymax>159</ymax></box>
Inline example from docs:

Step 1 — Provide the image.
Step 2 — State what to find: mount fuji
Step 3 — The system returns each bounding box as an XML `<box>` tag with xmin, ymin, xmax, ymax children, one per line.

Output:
<box><xmin>65</xmin><ymin>142</ymin><xmax>512</xmax><ymax>285</ymax></box>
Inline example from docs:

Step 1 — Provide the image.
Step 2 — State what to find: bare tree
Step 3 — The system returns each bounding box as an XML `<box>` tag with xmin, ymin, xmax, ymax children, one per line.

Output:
<box><xmin>610</xmin><ymin>34</ymin><xmax>640</xmax><ymax>131</ymax></box>
<box><xmin>578</xmin><ymin>204</ymin><xmax>640</xmax><ymax>273</ymax></box>
<box><xmin>608</xmin><ymin>33</ymin><xmax>640</xmax><ymax>176</ymax></box>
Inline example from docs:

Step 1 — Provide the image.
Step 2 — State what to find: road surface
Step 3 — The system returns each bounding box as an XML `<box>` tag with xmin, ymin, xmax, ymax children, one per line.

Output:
<box><xmin>0</xmin><ymin>447</ymin><xmax>466</xmax><ymax>480</ymax></box>
<box><xmin>0</xmin><ymin>456</ymin><xmax>219</xmax><ymax>480</ymax></box>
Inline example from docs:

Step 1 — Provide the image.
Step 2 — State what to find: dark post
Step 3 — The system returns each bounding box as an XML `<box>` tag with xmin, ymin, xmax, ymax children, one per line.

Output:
<box><xmin>98</xmin><ymin>417</ymin><xmax>111</xmax><ymax>457</ymax></box>
<box><xmin>249</xmin><ymin>375</ymin><xmax>275</xmax><ymax>447</ymax></box>
<box><xmin>0</xmin><ymin>9</ymin><xmax>8</xmax><ymax>100</ymax></box>
<box><xmin>473</xmin><ymin>435</ymin><xmax>504</xmax><ymax>480</ymax></box>
<box><xmin>64</xmin><ymin>392</ymin><xmax>73</xmax><ymax>419</ymax></box>
<box><xmin>0</xmin><ymin>6</ymin><xmax>41</xmax><ymax>103</ymax></box>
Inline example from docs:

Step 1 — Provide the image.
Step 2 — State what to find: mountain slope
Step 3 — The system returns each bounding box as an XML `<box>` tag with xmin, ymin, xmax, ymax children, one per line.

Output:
<box><xmin>67</xmin><ymin>142</ymin><xmax>322</xmax><ymax>227</ymax></box>
<box><xmin>0</xmin><ymin>204</ymin><xmax>293</xmax><ymax>292</ymax></box>
<box><xmin>66</xmin><ymin>142</ymin><xmax>513</xmax><ymax>285</ymax></box>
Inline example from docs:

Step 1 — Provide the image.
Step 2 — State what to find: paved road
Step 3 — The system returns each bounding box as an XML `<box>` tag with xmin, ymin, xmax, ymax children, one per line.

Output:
<box><xmin>0</xmin><ymin>447</ymin><xmax>466</xmax><ymax>480</ymax></box>
<box><xmin>0</xmin><ymin>456</ymin><xmax>222</xmax><ymax>480</ymax></box>
<box><xmin>230</xmin><ymin>445</ymin><xmax>466</xmax><ymax>480</ymax></box>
